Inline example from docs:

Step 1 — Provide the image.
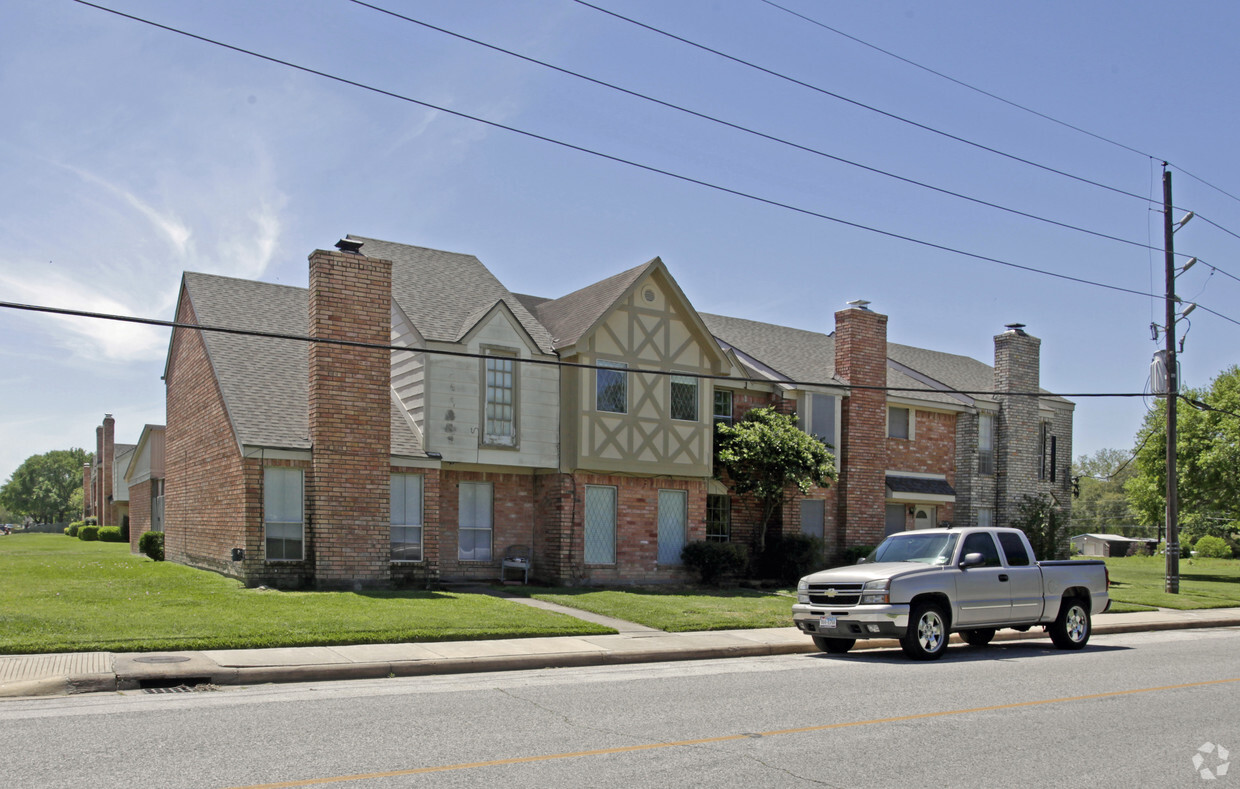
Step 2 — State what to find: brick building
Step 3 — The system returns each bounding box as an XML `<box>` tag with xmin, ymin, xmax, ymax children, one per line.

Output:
<box><xmin>83</xmin><ymin>416</ymin><xmax>165</xmax><ymax>551</ymax></box>
<box><xmin>162</xmin><ymin>236</ymin><xmax>1073</xmax><ymax>588</ymax></box>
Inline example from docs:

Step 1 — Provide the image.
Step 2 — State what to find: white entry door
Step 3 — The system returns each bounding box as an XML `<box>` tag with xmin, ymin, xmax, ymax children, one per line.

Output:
<box><xmin>914</xmin><ymin>505</ymin><xmax>936</xmax><ymax>530</ymax></box>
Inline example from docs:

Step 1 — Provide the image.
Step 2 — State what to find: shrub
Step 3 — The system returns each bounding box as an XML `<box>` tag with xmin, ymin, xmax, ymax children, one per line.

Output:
<box><xmin>681</xmin><ymin>541</ymin><xmax>749</xmax><ymax>586</ymax></box>
<box><xmin>1194</xmin><ymin>535</ymin><xmax>1234</xmax><ymax>559</ymax></box>
<box><xmin>755</xmin><ymin>533</ymin><xmax>825</xmax><ymax>584</ymax></box>
<box><xmin>98</xmin><ymin>526</ymin><xmax>124</xmax><ymax>543</ymax></box>
<box><xmin>139</xmin><ymin>531</ymin><xmax>164</xmax><ymax>562</ymax></box>
<box><xmin>66</xmin><ymin>521</ymin><xmax>83</xmax><ymax>537</ymax></box>
<box><xmin>78</xmin><ymin>525</ymin><xmax>99</xmax><ymax>541</ymax></box>
<box><xmin>840</xmin><ymin>545</ymin><xmax>877</xmax><ymax>566</ymax></box>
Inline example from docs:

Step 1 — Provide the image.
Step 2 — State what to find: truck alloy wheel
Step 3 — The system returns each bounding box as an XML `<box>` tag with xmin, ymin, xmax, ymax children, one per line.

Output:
<box><xmin>901</xmin><ymin>602</ymin><xmax>949</xmax><ymax>660</ymax></box>
<box><xmin>1049</xmin><ymin>597</ymin><xmax>1091</xmax><ymax>650</ymax></box>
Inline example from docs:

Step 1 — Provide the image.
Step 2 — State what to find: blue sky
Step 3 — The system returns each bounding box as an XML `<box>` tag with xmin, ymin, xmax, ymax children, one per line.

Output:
<box><xmin>2</xmin><ymin>0</ymin><xmax>1238</xmax><ymax>485</ymax></box>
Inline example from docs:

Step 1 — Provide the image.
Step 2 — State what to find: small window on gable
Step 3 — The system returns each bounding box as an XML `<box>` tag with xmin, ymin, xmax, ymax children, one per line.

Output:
<box><xmin>483</xmin><ymin>352</ymin><xmax>517</xmax><ymax>447</ymax></box>
<box><xmin>596</xmin><ymin>361</ymin><xmax>628</xmax><ymax>414</ymax></box>
<box><xmin>888</xmin><ymin>406</ymin><xmax>911</xmax><ymax>440</ymax></box>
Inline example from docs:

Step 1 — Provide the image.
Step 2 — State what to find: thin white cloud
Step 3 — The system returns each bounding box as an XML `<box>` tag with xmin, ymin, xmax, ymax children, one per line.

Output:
<box><xmin>57</xmin><ymin>162</ymin><xmax>193</xmax><ymax>257</ymax></box>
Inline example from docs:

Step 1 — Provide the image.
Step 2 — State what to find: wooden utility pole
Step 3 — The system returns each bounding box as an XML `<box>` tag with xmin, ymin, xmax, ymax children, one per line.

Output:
<box><xmin>1162</xmin><ymin>165</ymin><xmax>1180</xmax><ymax>594</ymax></box>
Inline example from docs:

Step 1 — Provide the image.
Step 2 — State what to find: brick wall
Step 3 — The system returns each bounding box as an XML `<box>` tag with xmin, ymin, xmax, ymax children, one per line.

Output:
<box><xmin>308</xmin><ymin>249</ymin><xmax>393</xmax><ymax>589</ymax></box>
<box><xmin>994</xmin><ymin>328</ymin><xmax>1041</xmax><ymax>527</ymax></box>
<box><xmin>834</xmin><ymin>305</ymin><xmax>888</xmax><ymax>548</ymax></box>
<box><xmin>164</xmin><ymin>292</ymin><xmax>250</xmax><ymax>578</ymax></box>
<box><xmin>101</xmin><ymin>416</ymin><xmax>114</xmax><ymax>528</ymax></box>
<box><xmin>128</xmin><ymin>479</ymin><xmax>151</xmax><ymax>553</ymax></box>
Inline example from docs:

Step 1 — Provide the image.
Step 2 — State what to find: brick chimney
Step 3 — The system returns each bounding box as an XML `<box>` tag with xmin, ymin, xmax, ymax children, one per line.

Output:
<box><xmin>101</xmin><ymin>415</ymin><xmax>115</xmax><ymax>527</ymax></box>
<box><xmin>994</xmin><ymin>324</ymin><xmax>1041</xmax><ymax>526</ymax></box>
<box><xmin>833</xmin><ymin>301</ymin><xmax>888</xmax><ymax>547</ymax></box>
<box><xmin>307</xmin><ymin>243</ymin><xmax>393</xmax><ymax>589</ymax></box>
<box><xmin>82</xmin><ymin>464</ymin><xmax>91</xmax><ymax>520</ymax></box>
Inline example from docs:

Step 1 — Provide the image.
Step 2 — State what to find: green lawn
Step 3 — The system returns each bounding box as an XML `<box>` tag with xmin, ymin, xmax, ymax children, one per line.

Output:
<box><xmin>0</xmin><ymin>534</ymin><xmax>612</xmax><ymax>655</ymax></box>
<box><xmin>1102</xmin><ymin>554</ymin><xmax>1240</xmax><ymax>610</ymax></box>
<box><xmin>526</xmin><ymin>586</ymin><xmax>796</xmax><ymax>631</ymax></box>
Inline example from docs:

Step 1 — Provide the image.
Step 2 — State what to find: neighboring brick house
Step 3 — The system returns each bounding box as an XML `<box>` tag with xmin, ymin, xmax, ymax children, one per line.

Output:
<box><xmin>122</xmin><ymin>424</ymin><xmax>166</xmax><ymax>552</ymax></box>
<box><xmin>83</xmin><ymin>414</ymin><xmax>135</xmax><ymax>535</ymax></box>
<box><xmin>162</xmin><ymin>236</ymin><xmax>1073</xmax><ymax>588</ymax></box>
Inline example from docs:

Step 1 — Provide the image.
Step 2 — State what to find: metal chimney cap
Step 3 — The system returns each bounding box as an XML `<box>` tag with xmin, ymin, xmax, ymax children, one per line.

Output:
<box><xmin>1004</xmin><ymin>323</ymin><xmax>1027</xmax><ymax>335</ymax></box>
<box><xmin>846</xmin><ymin>299</ymin><xmax>872</xmax><ymax>310</ymax></box>
<box><xmin>335</xmin><ymin>238</ymin><xmax>364</xmax><ymax>254</ymax></box>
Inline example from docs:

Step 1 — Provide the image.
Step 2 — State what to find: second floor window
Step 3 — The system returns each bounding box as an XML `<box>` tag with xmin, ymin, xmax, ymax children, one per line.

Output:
<box><xmin>596</xmin><ymin>360</ymin><xmax>628</xmax><ymax>413</ymax></box>
<box><xmin>978</xmin><ymin>412</ymin><xmax>995</xmax><ymax>475</ymax></box>
<box><xmin>484</xmin><ymin>354</ymin><xmax>516</xmax><ymax>446</ymax></box>
<box><xmin>888</xmin><ymin>406</ymin><xmax>911</xmax><ymax>440</ymax></box>
<box><xmin>713</xmin><ymin>389</ymin><xmax>733</xmax><ymax>427</ymax></box>
<box><xmin>670</xmin><ymin>375</ymin><xmax>698</xmax><ymax>421</ymax></box>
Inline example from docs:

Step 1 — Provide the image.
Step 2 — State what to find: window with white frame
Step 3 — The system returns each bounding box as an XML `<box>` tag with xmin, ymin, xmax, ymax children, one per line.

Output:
<box><xmin>888</xmin><ymin>406</ymin><xmax>911</xmax><ymax>439</ymax></box>
<box><xmin>706</xmin><ymin>494</ymin><xmax>731</xmax><ymax>542</ymax></box>
<box><xmin>801</xmin><ymin>393</ymin><xmax>837</xmax><ymax>446</ymax></box>
<box><xmin>483</xmin><ymin>352</ymin><xmax>517</xmax><ymax>446</ymax></box>
<box><xmin>264</xmin><ymin>467</ymin><xmax>304</xmax><ymax>561</ymax></box>
<box><xmin>390</xmin><ymin>473</ymin><xmax>423</xmax><ymax>562</ymax></box>
<box><xmin>713</xmin><ymin>389</ymin><xmax>733</xmax><ymax>427</ymax></box>
<box><xmin>670</xmin><ymin>374</ymin><xmax>698</xmax><ymax>421</ymax></box>
<box><xmin>458</xmin><ymin>482</ymin><xmax>493</xmax><ymax>562</ymax></box>
<box><xmin>978</xmin><ymin>412</ymin><xmax>995</xmax><ymax>475</ymax></box>
<box><xmin>596</xmin><ymin>360</ymin><xmax>628</xmax><ymax>413</ymax></box>
<box><xmin>584</xmin><ymin>485</ymin><xmax>617</xmax><ymax>564</ymax></box>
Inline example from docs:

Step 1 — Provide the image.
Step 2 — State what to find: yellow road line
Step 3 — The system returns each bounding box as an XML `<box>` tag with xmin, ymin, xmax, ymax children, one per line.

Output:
<box><xmin>228</xmin><ymin>677</ymin><xmax>1240</xmax><ymax>788</ymax></box>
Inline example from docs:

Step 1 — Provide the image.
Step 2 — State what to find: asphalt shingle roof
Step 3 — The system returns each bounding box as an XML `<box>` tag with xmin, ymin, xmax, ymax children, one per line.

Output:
<box><xmin>528</xmin><ymin>260</ymin><xmax>654</xmax><ymax>350</ymax></box>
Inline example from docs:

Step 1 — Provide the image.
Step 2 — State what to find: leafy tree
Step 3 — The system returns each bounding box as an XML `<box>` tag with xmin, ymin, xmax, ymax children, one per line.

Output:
<box><xmin>715</xmin><ymin>407</ymin><xmax>836</xmax><ymax>550</ymax></box>
<box><xmin>1127</xmin><ymin>365</ymin><xmax>1240</xmax><ymax>542</ymax></box>
<box><xmin>1013</xmin><ymin>494</ymin><xmax>1070</xmax><ymax>560</ymax></box>
<box><xmin>1071</xmin><ymin>448</ymin><xmax>1143</xmax><ymax>534</ymax></box>
<box><xmin>0</xmin><ymin>449</ymin><xmax>91</xmax><ymax>525</ymax></box>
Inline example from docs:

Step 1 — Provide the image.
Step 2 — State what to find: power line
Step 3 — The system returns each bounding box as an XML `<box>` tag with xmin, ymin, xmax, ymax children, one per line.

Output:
<box><xmin>569</xmin><ymin>0</ymin><xmax>1157</xmax><ymax>206</ymax></box>
<box><xmin>67</xmin><ymin>0</ymin><xmax>1176</xmax><ymax>304</ymax></box>
<box><xmin>345</xmin><ymin>0</ymin><xmax>1169</xmax><ymax>256</ymax></box>
<box><xmin>0</xmin><ymin>299</ymin><xmax>1158</xmax><ymax>400</ymax></box>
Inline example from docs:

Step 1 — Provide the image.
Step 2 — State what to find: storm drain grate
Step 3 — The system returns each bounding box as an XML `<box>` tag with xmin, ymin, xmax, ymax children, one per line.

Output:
<box><xmin>143</xmin><ymin>685</ymin><xmax>195</xmax><ymax>694</ymax></box>
<box><xmin>139</xmin><ymin>677</ymin><xmax>211</xmax><ymax>693</ymax></box>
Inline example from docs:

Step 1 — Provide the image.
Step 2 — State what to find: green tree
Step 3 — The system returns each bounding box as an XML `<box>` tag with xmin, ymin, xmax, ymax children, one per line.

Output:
<box><xmin>1013</xmin><ymin>494</ymin><xmax>1070</xmax><ymax>560</ymax></box>
<box><xmin>715</xmin><ymin>407</ymin><xmax>836</xmax><ymax>550</ymax></box>
<box><xmin>0</xmin><ymin>448</ymin><xmax>91</xmax><ymax>525</ymax></box>
<box><xmin>1071</xmin><ymin>448</ymin><xmax>1143</xmax><ymax>534</ymax></box>
<box><xmin>1127</xmin><ymin>365</ymin><xmax>1240</xmax><ymax>542</ymax></box>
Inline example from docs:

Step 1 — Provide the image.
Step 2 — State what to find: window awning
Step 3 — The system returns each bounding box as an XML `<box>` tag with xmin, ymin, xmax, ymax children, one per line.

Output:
<box><xmin>886</xmin><ymin>474</ymin><xmax>956</xmax><ymax>504</ymax></box>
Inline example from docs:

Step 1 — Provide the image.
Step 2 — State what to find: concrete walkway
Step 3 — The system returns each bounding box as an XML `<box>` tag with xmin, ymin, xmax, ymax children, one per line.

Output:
<box><xmin>3</xmin><ymin>600</ymin><xmax>1239</xmax><ymax>699</ymax></box>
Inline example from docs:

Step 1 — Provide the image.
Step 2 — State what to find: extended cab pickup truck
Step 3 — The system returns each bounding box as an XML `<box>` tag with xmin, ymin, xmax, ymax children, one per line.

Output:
<box><xmin>792</xmin><ymin>527</ymin><xmax>1109</xmax><ymax>660</ymax></box>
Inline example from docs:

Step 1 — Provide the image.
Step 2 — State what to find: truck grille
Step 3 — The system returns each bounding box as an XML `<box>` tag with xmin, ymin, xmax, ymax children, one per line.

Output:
<box><xmin>807</xmin><ymin>582</ymin><xmax>863</xmax><ymax>606</ymax></box>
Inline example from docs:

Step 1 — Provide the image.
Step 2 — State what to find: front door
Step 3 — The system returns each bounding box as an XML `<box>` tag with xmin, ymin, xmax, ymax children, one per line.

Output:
<box><xmin>914</xmin><ymin>505</ymin><xmax>936</xmax><ymax>529</ymax></box>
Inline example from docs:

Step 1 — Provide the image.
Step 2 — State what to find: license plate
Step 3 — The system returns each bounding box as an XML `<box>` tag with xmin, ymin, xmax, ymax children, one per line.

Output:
<box><xmin>820</xmin><ymin>616</ymin><xmax>837</xmax><ymax>629</ymax></box>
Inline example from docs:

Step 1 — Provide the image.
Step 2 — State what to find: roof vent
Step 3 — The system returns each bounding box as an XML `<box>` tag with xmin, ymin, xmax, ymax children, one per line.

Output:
<box><xmin>335</xmin><ymin>238</ymin><xmax>364</xmax><ymax>255</ymax></box>
<box><xmin>846</xmin><ymin>299</ymin><xmax>872</xmax><ymax>311</ymax></box>
<box><xmin>1004</xmin><ymin>323</ymin><xmax>1027</xmax><ymax>335</ymax></box>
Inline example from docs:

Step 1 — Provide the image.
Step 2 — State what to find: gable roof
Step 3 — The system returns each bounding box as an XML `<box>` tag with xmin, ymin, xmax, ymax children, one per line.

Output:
<box><xmin>526</xmin><ymin>260</ymin><xmax>654</xmax><ymax>350</ymax></box>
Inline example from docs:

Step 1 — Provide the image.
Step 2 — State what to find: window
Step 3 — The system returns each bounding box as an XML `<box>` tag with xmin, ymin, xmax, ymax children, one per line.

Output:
<box><xmin>657</xmin><ymin>489</ymin><xmax>687</xmax><ymax>565</ymax></box>
<box><xmin>884</xmin><ymin>503</ymin><xmax>906</xmax><ymax>536</ymax></box>
<box><xmin>978</xmin><ymin>413</ymin><xmax>995</xmax><ymax>476</ymax></box>
<box><xmin>997</xmin><ymin>531</ymin><xmax>1031</xmax><ymax>566</ymax></box>
<box><xmin>803</xmin><ymin>393</ymin><xmax>837</xmax><ymax>446</ymax></box>
<box><xmin>390</xmin><ymin>474</ymin><xmax>423</xmax><ymax>562</ymax></box>
<box><xmin>713</xmin><ymin>389</ymin><xmax>733</xmax><ymax>427</ymax></box>
<box><xmin>960</xmin><ymin>531</ymin><xmax>1001</xmax><ymax>567</ymax></box>
<box><xmin>458</xmin><ymin>482</ymin><xmax>492</xmax><ymax>562</ymax></box>
<box><xmin>151</xmin><ymin>478</ymin><xmax>165</xmax><ymax>533</ymax></box>
<box><xmin>706</xmin><ymin>494</ymin><xmax>731</xmax><ymax>542</ymax></box>
<box><xmin>888</xmin><ymin>406</ymin><xmax>911</xmax><ymax>439</ymax></box>
<box><xmin>670</xmin><ymin>374</ymin><xmax>698</xmax><ymax>421</ymax></box>
<box><xmin>596</xmin><ymin>361</ymin><xmax>628</xmax><ymax>413</ymax></box>
<box><xmin>264</xmin><ymin>467</ymin><xmax>303</xmax><ymax>561</ymax></box>
<box><xmin>584</xmin><ymin>485</ymin><xmax>617</xmax><ymax>563</ymax></box>
<box><xmin>800</xmin><ymin>499</ymin><xmax>824</xmax><ymax>540</ymax></box>
<box><xmin>1040</xmin><ymin>422</ymin><xmax>1049</xmax><ymax>480</ymax></box>
<box><xmin>483</xmin><ymin>353</ymin><xmax>516</xmax><ymax>446</ymax></box>
<box><xmin>976</xmin><ymin>506</ymin><xmax>995</xmax><ymax>529</ymax></box>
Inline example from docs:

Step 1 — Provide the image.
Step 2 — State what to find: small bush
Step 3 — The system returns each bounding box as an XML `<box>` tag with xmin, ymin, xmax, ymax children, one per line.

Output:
<box><xmin>841</xmin><ymin>544</ymin><xmax>876</xmax><ymax>566</ymax></box>
<box><xmin>682</xmin><ymin>541</ymin><xmax>749</xmax><ymax>586</ymax></box>
<box><xmin>756</xmin><ymin>533</ymin><xmax>825</xmax><ymax>584</ymax></box>
<box><xmin>1194</xmin><ymin>535</ymin><xmax>1234</xmax><ymax>559</ymax></box>
<box><xmin>78</xmin><ymin>525</ymin><xmax>99</xmax><ymax>541</ymax></box>
<box><xmin>139</xmin><ymin>531</ymin><xmax>164</xmax><ymax>562</ymax></box>
<box><xmin>98</xmin><ymin>526</ymin><xmax>124</xmax><ymax>543</ymax></box>
<box><xmin>66</xmin><ymin>522</ymin><xmax>82</xmax><ymax>537</ymax></box>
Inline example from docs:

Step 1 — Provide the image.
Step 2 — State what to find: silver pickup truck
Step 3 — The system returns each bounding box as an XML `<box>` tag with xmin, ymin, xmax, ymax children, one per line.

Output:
<box><xmin>793</xmin><ymin>527</ymin><xmax>1109</xmax><ymax>660</ymax></box>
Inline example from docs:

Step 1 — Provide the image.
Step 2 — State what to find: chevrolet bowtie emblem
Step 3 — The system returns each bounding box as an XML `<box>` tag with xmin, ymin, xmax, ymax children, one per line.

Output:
<box><xmin>825</xmin><ymin>588</ymin><xmax>838</xmax><ymax>597</ymax></box>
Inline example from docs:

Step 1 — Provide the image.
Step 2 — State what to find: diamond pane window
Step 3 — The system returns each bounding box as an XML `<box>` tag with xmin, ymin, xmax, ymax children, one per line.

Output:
<box><xmin>584</xmin><ymin>485</ymin><xmax>616</xmax><ymax>564</ymax></box>
<box><xmin>670</xmin><ymin>375</ymin><xmax>698</xmax><ymax>421</ymax></box>
<box><xmin>596</xmin><ymin>361</ymin><xmax>627</xmax><ymax>413</ymax></box>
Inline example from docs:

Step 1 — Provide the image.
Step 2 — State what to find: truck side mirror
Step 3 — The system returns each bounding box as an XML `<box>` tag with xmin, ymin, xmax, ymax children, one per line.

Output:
<box><xmin>855</xmin><ymin>557</ymin><xmax>867</xmax><ymax>565</ymax></box>
<box><xmin>959</xmin><ymin>552</ymin><xmax>985</xmax><ymax>569</ymax></box>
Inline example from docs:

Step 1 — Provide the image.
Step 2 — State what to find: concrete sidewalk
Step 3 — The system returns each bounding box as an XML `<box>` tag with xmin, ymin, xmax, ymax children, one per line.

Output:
<box><xmin>3</xmin><ymin>603</ymin><xmax>1239</xmax><ymax>699</ymax></box>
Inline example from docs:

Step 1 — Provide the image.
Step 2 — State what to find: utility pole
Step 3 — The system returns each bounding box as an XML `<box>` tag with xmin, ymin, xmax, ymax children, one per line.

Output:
<box><xmin>1162</xmin><ymin>165</ymin><xmax>1180</xmax><ymax>594</ymax></box>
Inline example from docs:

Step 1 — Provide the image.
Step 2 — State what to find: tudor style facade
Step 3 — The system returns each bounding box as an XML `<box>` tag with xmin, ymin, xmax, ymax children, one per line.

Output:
<box><xmin>161</xmin><ymin>236</ymin><xmax>1073</xmax><ymax>588</ymax></box>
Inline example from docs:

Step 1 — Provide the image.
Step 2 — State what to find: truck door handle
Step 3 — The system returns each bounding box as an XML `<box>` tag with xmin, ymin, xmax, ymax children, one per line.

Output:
<box><xmin>998</xmin><ymin>574</ymin><xmax>1009</xmax><ymax>582</ymax></box>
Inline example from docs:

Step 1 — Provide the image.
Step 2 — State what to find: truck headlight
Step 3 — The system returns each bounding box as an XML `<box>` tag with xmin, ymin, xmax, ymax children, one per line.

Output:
<box><xmin>860</xmin><ymin>578</ymin><xmax>890</xmax><ymax>605</ymax></box>
<box><xmin>796</xmin><ymin>578</ymin><xmax>810</xmax><ymax>604</ymax></box>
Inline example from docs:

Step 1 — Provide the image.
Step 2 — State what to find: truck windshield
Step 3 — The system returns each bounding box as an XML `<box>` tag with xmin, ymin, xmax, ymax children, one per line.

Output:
<box><xmin>869</xmin><ymin>533</ymin><xmax>960</xmax><ymax>565</ymax></box>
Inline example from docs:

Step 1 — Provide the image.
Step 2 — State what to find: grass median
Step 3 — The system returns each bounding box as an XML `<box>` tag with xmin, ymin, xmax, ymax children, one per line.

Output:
<box><xmin>0</xmin><ymin>534</ymin><xmax>613</xmax><ymax>655</ymax></box>
<box><xmin>1103</xmin><ymin>554</ymin><xmax>1240</xmax><ymax>610</ymax></box>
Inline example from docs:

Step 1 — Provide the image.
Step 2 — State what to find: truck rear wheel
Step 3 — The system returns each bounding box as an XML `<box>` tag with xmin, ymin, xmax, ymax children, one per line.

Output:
<box><xmin>1049</xmin><ymin>597</ymin><xmax>1091</xmax><ymax>649</ymax></box>
<box><xmin>960</xmin><ymin>628</ymin><xmax>996</xmax><ymax>646</ymax></box>
<box><xmin>812</xmin><ymin>636</ymin><xmax>855</xmax><ymax>654</ymax></box>
<box><xmin>901</xmin><ymin>602</ymin><xmax>949</xmax><ymax>660</ymax></box>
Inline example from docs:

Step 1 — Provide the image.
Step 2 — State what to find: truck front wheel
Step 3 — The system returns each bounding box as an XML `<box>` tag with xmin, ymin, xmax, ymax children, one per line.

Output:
<box><xmin>901</xmin><ymin>602</ymin><xmax>949</xmax><ymax>660</ymax></box>
<box><xmin>813</xmin><ymin>636</ymin><xmax>855</xmax><ymax>654</ymax></box>
<box><xmin>1049</xmin><ymin>597</ymin><xmax>1091</xmax><ymax>649</ymax></box>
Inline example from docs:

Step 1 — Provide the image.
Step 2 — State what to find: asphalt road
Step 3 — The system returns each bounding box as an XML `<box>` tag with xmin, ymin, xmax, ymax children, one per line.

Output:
<box><xmin>3</xmin><ymin>628</ymin><xmax>1238</xmax><ymax>788</ymax></box>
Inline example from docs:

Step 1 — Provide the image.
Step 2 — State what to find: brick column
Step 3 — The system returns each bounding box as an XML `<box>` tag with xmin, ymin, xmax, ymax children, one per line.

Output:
<box><xmin>308</xmin><ymin>247</ymin><xmax>393</xmax><ymax>589</ymax></box>
<box><xmin>994</xmin><ymin>325</ymin><xmax>1041</xmax><ymax>527</ymax></box>
<box><xmin>101</xmin><ymin>415</ymin><xmax>115</xmax><ymax>527</ymax></box>
<box><xmin>834</xmin><ymin>302</ymin><xmax>888</xmax><ymax>548</ymax></box>
<box><xmin>82</xmin><ymin>464</ymin><xmax>91</xmax><ymax>520</ymax></box>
